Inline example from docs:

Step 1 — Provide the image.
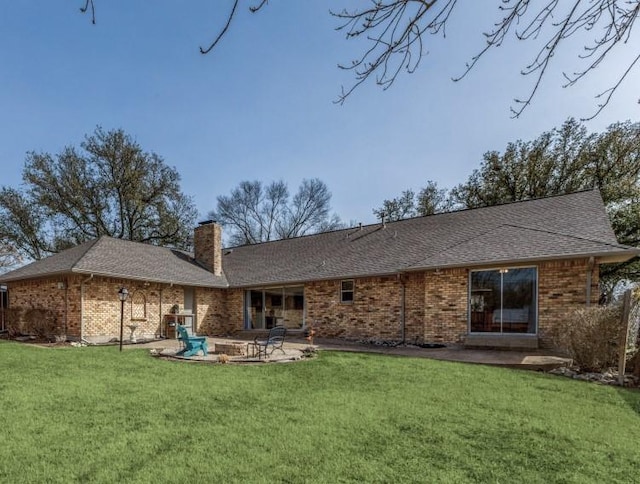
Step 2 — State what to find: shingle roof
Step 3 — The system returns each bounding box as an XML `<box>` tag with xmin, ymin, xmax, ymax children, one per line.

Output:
<box><xmin>221</xmin><ymin>189</ymin><xmax>638</xmax><ymax>286</ymax></box>
<box><xmin>1</xmin><ymin>189</ymin><xmax>637</xmax><ymax>287</ymax></box>
<box><xmin>0</xmin><ymin>236</ymin><xmax>228</xmax><ymax>287</ymax></box>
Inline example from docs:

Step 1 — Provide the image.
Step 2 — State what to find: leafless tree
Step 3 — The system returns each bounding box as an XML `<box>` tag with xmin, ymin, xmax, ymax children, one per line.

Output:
<box><xmin>211</xmin><ymin>178</ymin><xmax>343</xmax><ymax>246</ymax></box>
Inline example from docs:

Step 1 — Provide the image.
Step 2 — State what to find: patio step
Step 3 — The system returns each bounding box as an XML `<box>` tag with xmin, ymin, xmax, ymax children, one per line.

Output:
<box><xmin>464</xmin><ymin>333</ymin><xmax>539</xmax><ymax>350</ymax></box>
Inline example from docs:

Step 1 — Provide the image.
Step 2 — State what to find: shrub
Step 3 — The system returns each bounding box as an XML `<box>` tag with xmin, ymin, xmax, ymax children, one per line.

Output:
<box><xmin>3</xmin><ymin>307</ymin><xmax>60</xmax><ymax>340</ymax></box>
<box><xmin>3</xmin><ymin>307</ymin><xmax>26</xmax><ymax>338</ymax></box>
<box><xmin>550</xmin><ymin>305</ymin><xmax>623</xmax><ymax>372</ymax></box>
<box><xmin>22</xmin><ymin>308</ymin><xmax>59</xmax><ymax>339</ymax></box>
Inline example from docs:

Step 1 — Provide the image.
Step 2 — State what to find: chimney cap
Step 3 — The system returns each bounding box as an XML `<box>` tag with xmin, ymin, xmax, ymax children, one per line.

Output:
<box><xmin>198</xmin><ymin>219</ymin><xmax>216</xmax><ymax>226</ymax></box>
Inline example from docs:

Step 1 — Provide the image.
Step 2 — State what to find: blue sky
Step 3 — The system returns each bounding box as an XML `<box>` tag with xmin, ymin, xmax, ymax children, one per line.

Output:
<box><xmin>0</xmin><ymin>1</ymin><xmax>638</xmax><ymax>226</ymax></box>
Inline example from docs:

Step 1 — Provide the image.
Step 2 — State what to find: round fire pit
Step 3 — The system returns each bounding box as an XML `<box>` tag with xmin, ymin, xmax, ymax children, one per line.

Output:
<box><xmin>214</xmin><ymin>341</ymin><xmax>248</xmax><ymax>357</ymax></box>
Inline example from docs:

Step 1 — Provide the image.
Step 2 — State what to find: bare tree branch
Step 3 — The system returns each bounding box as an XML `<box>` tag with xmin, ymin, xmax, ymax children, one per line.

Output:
<box><xmin>332</xmin><ymin>1</ymin><xmax>457</xmax><ymax>104</ymax></box>
<box><xmin>77</xmin><ymin>1</ymin><xmax>640</xmax><ymax>118</ymax></box>
<box><xmin>199</xmin><ymin>0</ymin><xmax>268</xmax><ymax>55</ymax></box>
<box><xmin>454</xmin><ymin>0</ymin><xmax>640</xmax><ymax>118</ymax></box>
<box><xmin>200</xmin><ymin>0</ymin><xmax>240</xmax><ymax>55</ymax></box>
<box><xmin>79</xmin><ymin>0</ymin><xmax>96</xmax><ymax>25</ymax></box>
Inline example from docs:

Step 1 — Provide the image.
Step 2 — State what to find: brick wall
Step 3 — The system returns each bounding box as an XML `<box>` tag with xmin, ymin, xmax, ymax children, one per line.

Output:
<box><xmin>298</xmin><ymin>260</ymin><xmax>596</xmax><ymax>345</ymax></box>
<box><xmin>82</xmin><ymin>278</ymin><xmax>186</xmax><ymax>342</ymax></box>
<box><xmin>82</xmin><ymin>279</ymin><xmax>239</xmax><ymax>342</ymax></box>
<box><xmin>403</xmin><ymin>272</ymin><xmax>426</xmax><ymax>344</ymax></box>
<box><xmin>8</xmin><ymin>275</ymin><xmax>231</xmax><ymax>342</ymax></box>
<box><xmin>538</xmin><ymin>258</ymin><xmax>598</xmax><ymax>347</ymax></box>
<box><xmin>424</xmin><ymin>268</ymin><xmax>469</xmax><ymax>344</ymax></box>
<box><xmin>224</xmin><ymin>289</ymin><xmax>245</xmax><ymax>334</ymax></box>
<box><xmin>305</xmin><ymin>276</ymin><xmax>405</xmax><ymax>341</ymax></box>
<box><xmin>297</xmin><ymin>269</ymin><xmax>464</xmax><ymax>345</ymax></box>
<box><xmin>194</xmin><ymin>222</ymin><xmax>222</xmax><ymax>276</ymax></box>
<box><xmin>7</xmin><ymin>276</ymin><xmax>82</xmax><ymax>337</ymax></box>
<box><xmin>5</xmin><ymin>256</ymin><xmax>601</xmax><ymax>346</ymax></box>
<box><xmin>195</xmin><ymin>287</ymin><xmax>237</xmax><ymax>336</ymax></box>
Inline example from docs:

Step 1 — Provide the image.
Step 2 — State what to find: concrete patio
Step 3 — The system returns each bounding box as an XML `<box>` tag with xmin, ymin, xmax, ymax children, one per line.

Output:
<box><xmin>127</xmin><ymin>336</ymin><xmax>571</xmax><ymax>370</ymax></box>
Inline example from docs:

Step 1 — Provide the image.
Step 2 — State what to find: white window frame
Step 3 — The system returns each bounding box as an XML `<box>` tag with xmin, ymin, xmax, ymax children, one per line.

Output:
<box><xmin>340</xmin><ymin>280</ymin><xmax>354</xmax><ymax>304</ymax></box>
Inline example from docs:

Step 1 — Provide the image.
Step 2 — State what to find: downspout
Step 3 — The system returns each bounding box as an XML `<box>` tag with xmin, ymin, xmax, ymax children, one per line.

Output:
<box><xmin>80</xmin><ymin>274</ymin><xmax>94</xmax><ymax>341</ymax></box>
<box><xmin>398</xmin><ymin>273</ymin><xmax>406</xmax><ymax>344</ymax></box>
<box><xmin>586</xmin><ymin>257</ymin><xmax>595</xmax><ymax>307</ymax></box>
<box><xmin>159</xmin><ymin>286</ymin><xmax>164</xmax><ymax>338</ymax></box>
<box><xmin>63</xmin><ymin>277</ymin><xmax>69</xmax><ymax>336</ymax></box>
<box><xmin>162</xmin><ymin>281</ymin><xmax>174</xmax><ymax>338</ymax></box>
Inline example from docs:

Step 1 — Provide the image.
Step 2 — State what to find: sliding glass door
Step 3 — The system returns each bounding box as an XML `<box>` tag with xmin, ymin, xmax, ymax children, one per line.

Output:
<box><xmin>244</xmin><ymin>286</ymin><xmax>305</xmax><ymax>330</ymax></box>
<box><xmin>469</xmin><ymin>267</ymin><xmax>537</xmax><ymax>334</ymax></box>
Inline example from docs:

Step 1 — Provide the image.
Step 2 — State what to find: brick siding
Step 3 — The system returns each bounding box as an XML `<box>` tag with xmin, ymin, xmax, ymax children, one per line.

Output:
<box><xmin>424</xmin><ymin>268</ymin><xmax>469</xmax><ymax>344</ymax></box>
<box><xmin>194</xmin><ymin>222</ymin><xmax>222</xmax><ymax>276</ymax></box>
<box><xmin>6</xmin><ymin>257</ymin><xmax>600</xmax><ymax>346</ymax></box>
<box><xmin>538</xmin><ymin>258</ymin><xmax>598</xmax><ymax>347</ymax></box>
<box><xmin>7</xmin><ymin>276</ymin><xmax>82</xmax><ymax>337</ymax></box>
<box><xmin>305</xmin><ymin>276</ymin><xmax>403</xmax><ymax>341</ymax></box>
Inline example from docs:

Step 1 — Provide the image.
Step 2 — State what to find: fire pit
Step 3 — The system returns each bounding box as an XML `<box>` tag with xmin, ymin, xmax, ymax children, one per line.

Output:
<box><xmin>214</xmin><ymin>341</ymin><xmax>248</xmax><ymax>357</ymax></box>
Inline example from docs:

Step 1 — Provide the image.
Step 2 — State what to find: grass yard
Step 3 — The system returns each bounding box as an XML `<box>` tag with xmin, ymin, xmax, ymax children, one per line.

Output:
<box><xmin>0</xmin><ymin>342</ymin><xmax>639</xmax><ymax>483</ymax></box>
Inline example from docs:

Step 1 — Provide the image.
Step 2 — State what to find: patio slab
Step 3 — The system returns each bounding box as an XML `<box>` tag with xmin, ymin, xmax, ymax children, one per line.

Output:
<box><xmin>307</xmin><ymin>339</ymin><xmax>571</xmax><ymax>370</ymax></box>
<box><xmin>129</xmin><ymin>336</ymin><xmax>571</xmax><ymax>370</ymax></box>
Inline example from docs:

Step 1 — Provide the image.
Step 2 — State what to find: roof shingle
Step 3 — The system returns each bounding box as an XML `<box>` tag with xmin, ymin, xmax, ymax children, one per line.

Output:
<box><xmin>1</xmin><ymin>236</ymin><xmax>228</xmax><ymax>287</ymax></box>
<box><xmin>221</xmin><ymin>189</ymin><xmax>637</xmax><ymax>286</ymax></box>
<box><xmin>1</xmin><ymin>189</ymin><xmax>637</xmax><ymax>287</ymax></box>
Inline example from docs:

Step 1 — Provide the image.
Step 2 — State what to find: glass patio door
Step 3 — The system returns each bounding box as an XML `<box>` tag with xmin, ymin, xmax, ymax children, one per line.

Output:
<box><xmin>244</xmin><ymin>286</ymin><xmax>305</xmax><ymax>330</ymax></box>
<box><xmin>469</xmin><ymin>267</ymin><xmax>537</xmax><ymax>334</ymax></box>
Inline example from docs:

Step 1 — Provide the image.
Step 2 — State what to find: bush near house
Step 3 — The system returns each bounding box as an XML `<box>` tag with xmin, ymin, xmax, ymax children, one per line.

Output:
<box><xmin>3</xmin><ymin>307</ymin><xmax>25</xmax><ymax>338</ymax></box>
<box><xmin>551</xmin><ymin>301</ymin><xmax>637</xmax><ymax>372</ymax></box>
<box><xmin>23</xmin><ymin>308</ymin><xmax>59</xmax><ymax>339</ymax></box>
<box><xmin>2</xmin><ymin>307</ymin><xmax>58</xmax><ymax>339</ymax></box>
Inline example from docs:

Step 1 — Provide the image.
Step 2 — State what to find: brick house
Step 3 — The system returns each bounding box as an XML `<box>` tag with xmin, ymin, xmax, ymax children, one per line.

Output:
<box><xmin>1</xmin><ymin>190</ymin><xmax>637</xmax><ymax>348</ymax></box>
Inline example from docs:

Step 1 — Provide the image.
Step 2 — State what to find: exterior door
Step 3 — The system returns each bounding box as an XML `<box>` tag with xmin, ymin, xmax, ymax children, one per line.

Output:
<box><xmin>183</xmin><ymin>287</ymin><xmax>195</xmax><ymax>334</ymax></box>
<box><xmin>469</xmin><ymin>268</ymin><xmax>537</xmax><ymax>334</ymax></box>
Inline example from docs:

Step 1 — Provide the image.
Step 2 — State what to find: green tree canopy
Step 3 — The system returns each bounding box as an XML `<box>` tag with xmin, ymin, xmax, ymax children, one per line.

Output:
<box><xmin>451</xmin><ymin>118</ymin><xmax>640</xmax><ymax>295</ymax></box>
<box><xmin>0</xmin><ymin>127</ymin><xmax>198</xmax><ymax>261</ymax></box>
<box><xmin>375</xmin><ymin>119</ymin><xmax>640</xmax><ymax>294</ymax></box>
<box><xmin>0</xmin><ymin>241</ymin><xmax>21</xmax><ymax>273</ymax></box>
<box><xmin>373</xmin><ymin>181</ymin><xmax>452</xmax><ymax>222</ymax></box>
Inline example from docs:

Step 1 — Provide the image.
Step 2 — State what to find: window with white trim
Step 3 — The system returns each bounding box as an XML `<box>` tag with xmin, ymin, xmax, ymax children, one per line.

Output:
<box><xmin>341</xmin><ymin>280</ymin><xmax>354</xmax><ymax>303</ymax></box>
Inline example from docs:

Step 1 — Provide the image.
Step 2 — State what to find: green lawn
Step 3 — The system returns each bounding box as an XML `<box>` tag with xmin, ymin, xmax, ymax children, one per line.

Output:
<box><xmin>0</xmin><ymin>342</ymin><xmax>639</xmax><ymax>483</ymax></box>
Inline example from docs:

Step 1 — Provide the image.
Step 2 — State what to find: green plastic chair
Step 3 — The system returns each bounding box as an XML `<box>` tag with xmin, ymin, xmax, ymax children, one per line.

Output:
<box><xmin>176</xmin><ymin>325</ymin><xmax>208</xmax><ymax>357</ymax></box>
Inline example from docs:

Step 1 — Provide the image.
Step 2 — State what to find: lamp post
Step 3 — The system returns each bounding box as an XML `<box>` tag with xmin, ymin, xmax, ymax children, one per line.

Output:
<box><xmin>118</xmin><ymin>287</ymin><xmax>129</xmax><ymax>352</ymax></box>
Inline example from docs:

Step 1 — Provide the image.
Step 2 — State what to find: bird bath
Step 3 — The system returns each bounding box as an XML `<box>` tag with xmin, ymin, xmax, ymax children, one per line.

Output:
<box><xmin>127</xmin><ymin>324</ymin><xmax>139</xmax><ymax>343</ymax></box>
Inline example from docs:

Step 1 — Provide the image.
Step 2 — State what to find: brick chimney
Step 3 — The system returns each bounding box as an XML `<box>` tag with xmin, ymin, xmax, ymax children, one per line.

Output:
<box><xmin>194</xmin><ymin>221</ymin><xmax>222</xmax><ymax>276</ymax></box>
